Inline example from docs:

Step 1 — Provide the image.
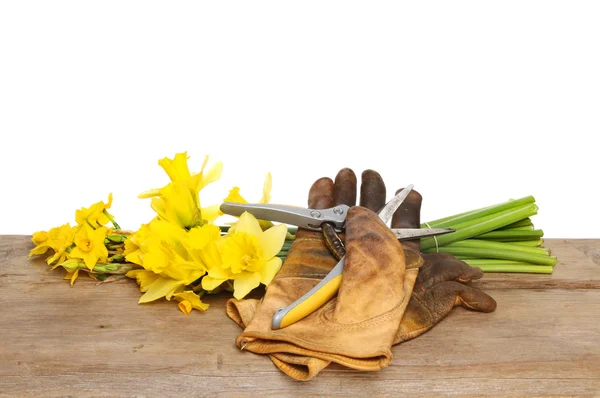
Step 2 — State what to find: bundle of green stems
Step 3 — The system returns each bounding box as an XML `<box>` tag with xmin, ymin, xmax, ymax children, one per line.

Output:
<box><xmin>226</xmin><ymin>195</ymin><xmax>556</xmax><ymax>274</ymax></box>
<box><xmin>418</xmin><ymin>195</ymin><xmax>556</xmax><ymax>274</ymax></box>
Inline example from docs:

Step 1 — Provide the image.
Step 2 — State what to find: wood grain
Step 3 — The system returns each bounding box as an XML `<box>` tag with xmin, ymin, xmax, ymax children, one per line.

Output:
<box><xmin>1</xmin><ymin>236</ymin><xmax>599</xmax><ymax>397</ymax></box>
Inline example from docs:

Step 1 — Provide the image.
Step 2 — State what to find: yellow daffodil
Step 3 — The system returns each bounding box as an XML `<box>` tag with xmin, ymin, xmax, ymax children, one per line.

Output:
<box><xmin>173</xmin><ymin>291</ymin><xmax>209</xmax><ymax>314</ymax></box>
<box><xmin>202</xmin><ymin>211</ymin><xmax>286</xmax><ymax>300</ymax></box>
<box><xmin>75</xmin><ymin>193</ymin><xmax>115</xmax><ymax>228</ymax></box>
<box><xmin>29</xmin><ymin>223</ymin><xmax>73</xmax><ymax>258</ymax></box>
<box><xmin>138</xmin><ymin>152</ymin><xmax>223</xmax><ymax>228</ymax></box>
<box><xmin>69</xmin><ymin>224</ymin><xmax>108</xmax><ymax>269</ymax></box>
<box><xmin>46</xmin><ymin>225</ymin><xmax>79</xmax><ymax>265</ymax></box>
<box><xmin>225</xmin><ymin>173</ymin><xmax>274</xmax><ymax>231</ymax></box>
<box><xmin>124</xmin><ymin>219</ymin><xmax>208</xmax><ymax>304</ymax></box>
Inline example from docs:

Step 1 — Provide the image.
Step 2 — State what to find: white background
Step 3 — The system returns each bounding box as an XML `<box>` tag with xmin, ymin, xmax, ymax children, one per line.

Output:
<box><xmin>1</xmin><ymin>1</ymin><xmax>598</xmax><ymax>237</ymax></box>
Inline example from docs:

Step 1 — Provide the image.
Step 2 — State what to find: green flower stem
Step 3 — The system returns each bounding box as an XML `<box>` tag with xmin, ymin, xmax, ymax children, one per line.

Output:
<box><xmin>475</xmin><ymin>229</ymin><xmax>544</xmax><ymax>241</ymax></box>
<box><xmin>499</xmin><ymin>226</ymin><xmax>534</xmax><ymax>231</ymax></box>
<box><xmin>462</xmin><ymin>260</ymin><xmax>554</xmax><ymax>274</ymax></box>
<box><xmin>422</xmin><ymin>246</ymin><xmax>557</xmax><ymax>266</ymax></box>
<box><xmin>107</xmin><ymin>234</ymin><xmax>128</xmax><ymax>243</ymax></box>
<box><xmin>421</xmin><ymin>196</ymin><xmax>535</xmax><ymax>228</ymax></box>
<box><xmin>420</xmin><ymin>203</ymin><xmax>538</xmax><ymax>250</ymax></box>
<box><xmin>447</xmin><ymin>239</ymin><xmax>550</xmax><ymax>256</ymax></box>
<box><xmin>499</xmin><ymin>218</ymin><xmax>533</xmax><ymax>229</ymax></box>
<box><xmin>511</xmin><ymin>239</ymin><xmax>544</xmax><ymax>247</ymax></box>
<box><xmin>103</xmin><ymin>209</ymin><xmax>121</xmax><ymax>230</ymax></box>
<box><xmin>461</xmin><ymin>259</ymin><xmax>541</xmax><ymax>266</ymax></box>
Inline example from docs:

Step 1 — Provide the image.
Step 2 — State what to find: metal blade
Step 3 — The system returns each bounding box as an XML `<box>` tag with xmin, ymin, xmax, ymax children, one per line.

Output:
<box><xmin>392</xmin><ymin>227</ymin><xmax>455</xmax><ymax>241</ymax></box>
<box><xmin>219</xmin><ymin>202</ymin><xmax>349</xmax><ymax>231</ymax></box>
<box><xmin>377</xmin><ymin>184</ymin><xmax>414</xmax><ymax>224</ymax></box>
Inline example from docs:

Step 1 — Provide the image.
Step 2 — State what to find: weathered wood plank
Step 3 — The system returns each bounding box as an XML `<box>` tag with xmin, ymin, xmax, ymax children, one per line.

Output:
<box><xmin>0</xmin><ymin>289</ymin><xmax>598</xmax><ymax>396</ymax></box>
<box><xmin>1</xmin><ymin>236</ymin><xmax>599</xmax><ymax>396</ymax></box>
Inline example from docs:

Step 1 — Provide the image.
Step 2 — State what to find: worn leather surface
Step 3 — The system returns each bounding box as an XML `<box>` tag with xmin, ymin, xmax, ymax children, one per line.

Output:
<box><xmin>390</xmin><ymin>189</ymin><xmax>497</xmax><ymax>344</ymax></box>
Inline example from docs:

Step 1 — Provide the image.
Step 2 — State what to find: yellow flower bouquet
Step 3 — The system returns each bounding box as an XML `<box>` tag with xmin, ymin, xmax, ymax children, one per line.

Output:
<box><xmin>29</xmin><ymin>152</ymin><xmax>291</xmax><ymax>314</ymax></box>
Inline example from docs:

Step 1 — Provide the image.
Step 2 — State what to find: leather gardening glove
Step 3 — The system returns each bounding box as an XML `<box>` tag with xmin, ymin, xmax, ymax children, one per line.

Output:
<box><xmin>227</xmin><ymin>169</ymin><xmax>423</xmax><ymax>380</ymax></box>
<box><xmin>390</xmin><ymin>189</ymin><xmax>497</xmax><ymax>344</ymax></box>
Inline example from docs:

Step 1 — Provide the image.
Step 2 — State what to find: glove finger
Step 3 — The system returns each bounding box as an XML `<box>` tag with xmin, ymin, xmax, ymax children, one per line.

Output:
<box><xmin>226</xmin><ymin>298</ymin><xmax>259</xmax><ymax>329</ymax></box>
<box><xmin>418</xmin><ymin>253</ymin><xmax>484</xmax><ymax>290</ymax></box>
<box><xmin>359</xmin><ymin>170</ymin><xmax>386</xmax><ymax>212</ymax></box>
<box><xmin>333</xmin><ymin>168</ymin><xmax>357</xmax><ymax>206</ymax></box>
<box><xmin>394</xmin><ymin>278</ymin><xmax>496</xmax><ymax>344</ymax></box>
<box><xmin>444</xmin><ymin>280</ymin><xmax>498</xmax><ymax>313</ymax></box>
<box><xmin>269</xmin><ymin>353</ymin><xmax>331</xmax><ymax>381</ymax></box>
<box><xmin>308</xmin><ymin>177</ymin><xmax>335</xmax><ymax>210</ymax></box>
<box><xmin>391</xmin><ymin>188</ymin><xmax>422</xmax><ymax>252</ymax></box>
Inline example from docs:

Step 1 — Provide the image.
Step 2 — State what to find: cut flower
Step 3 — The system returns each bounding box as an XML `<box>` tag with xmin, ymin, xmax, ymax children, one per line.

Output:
<box><xmin>202</xmin><ymin>211</ymin><xmax>286</xmax><ymax>299</ymax></box>
<box><xmin>69</xmin><ymin>224</ymin><xmax>109</xmax><ymax>269</ymax></box>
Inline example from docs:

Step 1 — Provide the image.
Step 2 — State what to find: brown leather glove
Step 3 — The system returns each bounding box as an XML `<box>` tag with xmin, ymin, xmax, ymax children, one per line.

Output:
<box><xmin>227</xmin><ymin>168</ymin><xmax>423</xmax><ymax>380</ymax></box>
<box><xmin>390</xmin><ymin>189</ymin><xmax>497</xmax><ymax>343</ymax></box>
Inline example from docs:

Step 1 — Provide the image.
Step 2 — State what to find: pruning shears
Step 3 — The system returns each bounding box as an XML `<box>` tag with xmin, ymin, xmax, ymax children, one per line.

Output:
<box><xmin>220</xmin><ymin>185</ymin><xmax>454</xmax><ymax>330</ymax></box>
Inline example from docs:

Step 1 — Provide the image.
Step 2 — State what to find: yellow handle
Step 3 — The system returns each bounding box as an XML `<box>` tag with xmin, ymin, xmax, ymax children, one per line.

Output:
<box><xmin>272</xmin><ymin>259</ymin><xmax>345</xmax><ymax>329</ymax></box>
<box><xmin>278</xmin><ymin>274</ymin><xmax>342</xmax><ymax>328</ymax></box>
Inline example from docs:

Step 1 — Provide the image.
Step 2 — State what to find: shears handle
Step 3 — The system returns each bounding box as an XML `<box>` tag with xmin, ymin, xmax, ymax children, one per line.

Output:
<box><xmin>271</xmin><ymin>258</ymin><xmax>344</xmax><ymax>329</ymax></box>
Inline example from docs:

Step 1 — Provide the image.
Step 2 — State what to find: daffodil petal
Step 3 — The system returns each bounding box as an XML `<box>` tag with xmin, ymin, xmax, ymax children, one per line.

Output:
<box><xmin>259</xmin><ymin>223</ymin><xmax>287</xmax><ymax>259</ymax></box>
<box><xmin>259</xmin><ymin>172</ymin><xmax>272</xmax><ymax>204</ymax></box>
<box><xmin>201</xmin><ymin>275</ymin><xmax>227</xmax><ymax>291</ymax></box>
<box><xmin>207</xmin><ymin>264</ymin><xmax>231</xmax><ymax>280</ymax></box>
<box><xmin>158</xmin><ymin>152</ymin><xmax>191</xmax><ymax>182</ymax></box>
<box><xmin>126</xmin><ymin>269</ymin><xmax>143</xmax><ymax>279</ymax></box>
<box><xmin>234</xmin><ymin>212</ymin><xmax>262</xmax><ymax>237</ymax></box>
<box><xmin>200</xmin><ymin>161</ymin><xmax>223</xmax><ymax>189</ymax></box>
<box><xmin>233</xmin><ymin>271</ymin><xmax>261</xmax><ymax>300</ymax></box>
<box><xmin>201</xmin><ymin>204</ymin><xmax>222</xmax><ymax>223</ymax></box>
<box><xmin>29</xmin><ymin>245</ymin><xmax>50</xmax><ymax>257</ymax></box>
<box><xmin>138</xmin><ymin>277</ymin><xmax>184</xmax><ymax>303</ymax></box>
<box><xmin>150</xmin><ymin>198</ymin><xmax>168</xmax><ymax>219</ymax></box>
<box><xmin>129</xmin><ymin>269</ymin><xmax>160</xmax><ymax>292</ymax></box>
<box><xmin>138</xmin><ymin>188</ymin><xmax>161</xmax><ymax>199</ymax></box>
<box><xmin>223</xmin><ymin>187</ymin><xmax>248</xmax><ymax>204</ymax></box>
<box><xmin>125</xmin><ymin>251</ymin><xmax>143</xmax><ymax>266</ymax></box>
<box><xmin>173</xmin><ymin>291</ymin><xmax>210</xmax><ymax>312</ymax></box>
<box><xmin>259</xmin><ymin>257</ymin><xmax>282</xmax><ymax>285</ymax></box>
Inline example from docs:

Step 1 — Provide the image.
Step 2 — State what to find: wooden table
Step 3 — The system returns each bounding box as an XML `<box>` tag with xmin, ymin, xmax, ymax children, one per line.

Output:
<box><xmin>1</xmin><ymin>236</ymin><xmax>599</xmax><ymax>397</ymax></box>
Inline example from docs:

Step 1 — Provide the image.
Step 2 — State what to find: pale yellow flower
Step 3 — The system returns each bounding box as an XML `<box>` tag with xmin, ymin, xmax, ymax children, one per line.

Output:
<box><xmin>29</xmin><ymin>223</ymin><xmax>73</xmax><ymax>259</ymax></box>
<box><xmin>202</xmin><ymin>211</ymin><xmax>286</xmax><ymax>299</ymax></box>
<box><xmin>124</xmin><ymin>219</ymin><xmax>209</xmax><ymax>304</ymax></box>
<box><xmin>75</xmin><ymin>193</ymin><xmax>115</xmax><ymax>227</ymax></box>
<box><xmin>138</xmin><ymin>152</ymin><xmax>223</xmax><ymax>228</ymax></box>
<box><xmin>69</xmin><ymin>224</ymin><xmax>108</xmax><ymax>269</ymax></box>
